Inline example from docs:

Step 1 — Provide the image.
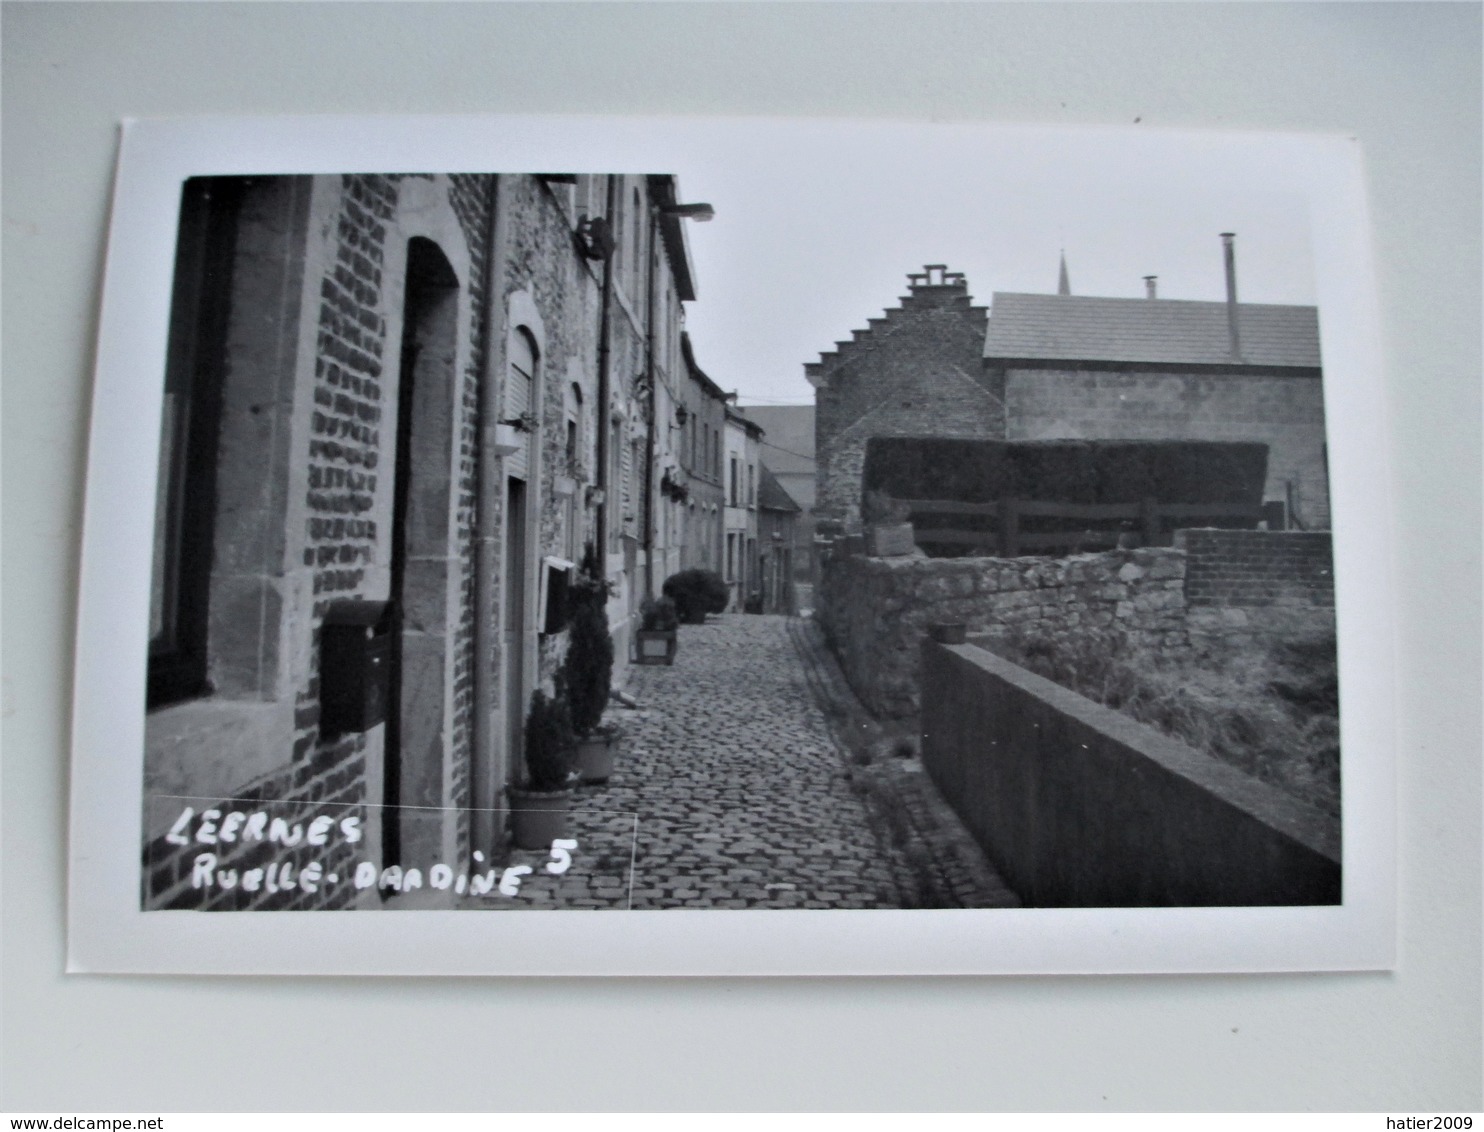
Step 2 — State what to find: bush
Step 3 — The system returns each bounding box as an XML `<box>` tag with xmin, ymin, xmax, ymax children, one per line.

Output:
<box><xmin>640</xmin><ymin>595</ymin><xmax>679</xmax><ymax>633</ymax></box>
<box><xmin>523</xmin><ymin>687</ymin><xmax>576</xmax><ymax>792</ymax></box>
<box><xmin>558</xmin><ymin>544</ymin><xmax>613</xmax><ymax>738</ymax></box>
<box><xmin>662</xmin><ymin>569</ymin><xmax>729</xmax><ymax>624</ymax></box>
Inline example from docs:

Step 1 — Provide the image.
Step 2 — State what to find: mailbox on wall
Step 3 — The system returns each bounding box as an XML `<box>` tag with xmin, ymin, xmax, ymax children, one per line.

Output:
<box><xmin>320</xmin><ymin>599</ymin><xmax>393</xmax><ymax>736</ymax></box>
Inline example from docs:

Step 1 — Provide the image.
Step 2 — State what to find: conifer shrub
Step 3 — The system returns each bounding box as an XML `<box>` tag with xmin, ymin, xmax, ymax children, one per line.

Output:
<box><xmin>559</xmin><ymin>544</ymin><xmax>614</xmax><ymax>738</ymax></box>
<box><xmin>523</xmin><ymin>686</ymin><xmax>576</xmax><ymax>792</ymax></box>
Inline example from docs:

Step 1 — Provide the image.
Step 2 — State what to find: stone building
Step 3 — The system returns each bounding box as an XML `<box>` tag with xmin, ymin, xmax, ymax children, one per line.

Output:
<box><xmin>756</xmin><ymin>465</ymin><xmax>802</xmax><ymax>614</ymax></box>
<box><xmin>806</xmin><ymin>265</ymin><xmax>996</xmax><ymax>532</ymax></box>
<box><xmin>143</xmin><ymin>172</ymin><xmax>707</xmax><ymax>910</ymax></box>
<box><xmin>722</xmin><ymin>406</ymin><xmax>764</xmax><ymax>610</ymax></box>
<box><xmin>808</xmin><ymin>253</ymin><xmax>1328</xmax><ymax>532</ymax></box>
<box><xmin>736</xmin><ymin>404</ymin><xmax>817</xmax><ymax>604</ymax></box>
<box><xmin>676</xmin><ymin>331</ymin><xmax>728</xmax><ymax>574</ymax></box>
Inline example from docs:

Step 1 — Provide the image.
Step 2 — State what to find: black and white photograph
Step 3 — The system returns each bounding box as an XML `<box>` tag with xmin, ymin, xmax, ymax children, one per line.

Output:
<box><xmin>69</xmin><ymin>115</ymin><xmax>1393</xmax><ymax>973</ymax></box>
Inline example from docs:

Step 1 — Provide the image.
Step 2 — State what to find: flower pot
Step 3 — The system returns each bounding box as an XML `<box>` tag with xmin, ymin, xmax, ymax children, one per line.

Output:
<box><xmin>507</xmin><ymin>787</ymin><xmax>574</xmax><ymax>850</ymax></box>
<box><xmin>575</xmin><ymin>726</ymin><xmax>621</xmax><ymax>784</ymax></box>
<box><xmin>635</xmin><ymin>628</ymin><xmax>678</xmax><ymax>665</ymax></box>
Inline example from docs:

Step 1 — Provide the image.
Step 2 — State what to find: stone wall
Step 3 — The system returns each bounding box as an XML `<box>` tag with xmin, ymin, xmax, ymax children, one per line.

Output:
<box><xmin>817</xmin><ymin>546</ymin><xmax>1188</xmax><ymax>719</ymax></box>
<box><xmin>1005</xmin><ymin>367</ymin><xmax>1330</xmax><ymax>529</ymax></box>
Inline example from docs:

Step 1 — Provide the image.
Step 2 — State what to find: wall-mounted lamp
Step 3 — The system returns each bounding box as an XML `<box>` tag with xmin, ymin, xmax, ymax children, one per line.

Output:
<box><xmin>575</xmin><ymin>214</ymin><xmax>615</xmax><ymax>261</ymax></box>
<box><xmin>674</xmin><ymin>404</ymin><xmax>690</xmax><ymax>427</ymax></box>
<box><xmin>499</xmin><ymin>413</ymin><xmax>538</xmax><ymax>433</ymax></box>
<box><xmin>660</xmin><ymin>202</ymin><xmax>715</xmax><ymax>222</ymax></box>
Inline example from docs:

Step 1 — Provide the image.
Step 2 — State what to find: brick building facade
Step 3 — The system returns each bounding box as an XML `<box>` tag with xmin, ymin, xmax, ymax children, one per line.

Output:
<box><xmin>144</xmin><ymin>172</ymin><xmax>704</xmax><ymax>910</ymax></box>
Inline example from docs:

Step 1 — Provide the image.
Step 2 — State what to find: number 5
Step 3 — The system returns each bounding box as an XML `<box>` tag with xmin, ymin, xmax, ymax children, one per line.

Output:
<box><xmin>546</xmin><ymin>838</ymin><xmax>578</xmax><ymax>875</ymax></box>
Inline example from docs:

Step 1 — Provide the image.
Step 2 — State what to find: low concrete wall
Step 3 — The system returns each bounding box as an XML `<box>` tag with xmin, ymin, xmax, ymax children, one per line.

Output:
<box><xmin>817</xmin><ymin>547</ymin><xmax>1188</xmax><ymax>719</ymax></box>
<box><xmin>920</xmin><ymin>639</ymin><xmax>1341</xmax><ymax>907</ymax></box>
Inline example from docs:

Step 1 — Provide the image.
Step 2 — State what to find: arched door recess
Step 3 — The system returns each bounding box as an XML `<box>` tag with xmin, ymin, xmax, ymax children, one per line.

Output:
<box><xmin>385</xmin><ymin>237</ymin><xmax>459</xmax><ymax>872</ymax></box>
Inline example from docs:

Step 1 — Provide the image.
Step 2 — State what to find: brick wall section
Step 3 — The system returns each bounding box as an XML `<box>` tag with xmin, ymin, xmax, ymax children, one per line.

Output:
<box><xmin>445</xmin><ymin>173</ymin><xmax>495</xmax><ymax>858</ymax></box>
<box><xmin>143</xmin><ymin>750</ymin><xmax>367</xmax><ymax>911</ymax></box>
<box><xmin>811</xmin><ymin>278</ymin><xmax>998</xmax><ymax>531</ymax></box>
<box><xmin>1176</xmin><ymin>528</ymin><xmax>1334</xmax><ymax>609</ymax></box>
<box><xmin>304</xmin><ymin>176</ymin><xmax>398</xmax><ymax>761</ymax></box>
<box><xmin>817</xmin><ymin>547</ymin><xmax>1188</xmax><ymax>719</ymax></box>
<box><xmin>1005</xmin><ymin>368</ymin><xmax>1330</xmax><ymax>528</ymax></box>
<box><xmin>143</xmin><ymin>174</ymin><xmax>404</xmax><ymax>910</ymax></box>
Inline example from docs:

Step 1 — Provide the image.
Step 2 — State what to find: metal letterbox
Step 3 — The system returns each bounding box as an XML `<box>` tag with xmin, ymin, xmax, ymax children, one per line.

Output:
<box><xmin>320</xmin><ymin>600</ymin><xmax>393</xmax><ymax>736</ymax></box>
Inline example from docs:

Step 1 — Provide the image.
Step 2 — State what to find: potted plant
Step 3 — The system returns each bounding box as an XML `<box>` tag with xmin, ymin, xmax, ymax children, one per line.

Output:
<box><xmin>661</xmin><ymin>568</ymin><xmax>730</xmax><ymax>625</ymax></box>
<box><xmin>507</xmin><ymin>686</ymin><xmax>577</xmax><ymax>850</ymax></box>
<box><xmin>635</xmin><ymin>595</ymin><xmax>680</xmax><ymax>665</ymax></box>
<box><xmin>560</xmin><ymin>545</ymin><xmax>620</xmax><ymax>784</ymax></box>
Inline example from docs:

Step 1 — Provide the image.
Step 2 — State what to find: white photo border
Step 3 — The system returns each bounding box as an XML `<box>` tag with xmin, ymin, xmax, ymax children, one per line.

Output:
<box><xmin>68</xmin><ymin>114</ymin><xmax>1396</xmax><ymax>975</ymax></box>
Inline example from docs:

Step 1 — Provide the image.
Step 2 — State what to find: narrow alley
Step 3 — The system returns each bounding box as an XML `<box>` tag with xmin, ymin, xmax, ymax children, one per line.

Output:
<box><xmin>491</xmin><ymin>613</ymin><xmax>1020</xmax><ymax>911</ymax></box>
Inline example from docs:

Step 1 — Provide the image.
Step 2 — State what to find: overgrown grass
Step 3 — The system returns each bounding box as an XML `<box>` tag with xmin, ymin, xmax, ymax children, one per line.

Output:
<box><xmin>990</xmin><ymin>625</ymin><xmax>1340</xmax><ymax>817</ymax></box>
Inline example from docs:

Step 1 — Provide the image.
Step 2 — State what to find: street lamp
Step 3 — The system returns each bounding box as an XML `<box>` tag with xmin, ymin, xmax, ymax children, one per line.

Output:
<box><xmin>661</xmin><ymin>202</ymin><xmax>715</xmax><ymax>222</ymax></box>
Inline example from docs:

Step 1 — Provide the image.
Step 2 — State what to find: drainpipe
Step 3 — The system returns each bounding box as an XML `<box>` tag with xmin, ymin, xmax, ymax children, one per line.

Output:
<box><xmin>1220</xmin><ymin>233</ymin><xmax>1241</xmax><ymax>360</ymax></box>
<box><xmin>643</xmin><ymin>193</ymin><xmax>659</xmax><ymax>600</ymax></box>
<box><xmin>471</xmin><ymin>174</ymin><xmax>508</xmax><ymax>855</ymax></box>
<box><xmin>595</xmin><ymin>175</ymin><xmax>616</xmax><ymax>563</ymax></box>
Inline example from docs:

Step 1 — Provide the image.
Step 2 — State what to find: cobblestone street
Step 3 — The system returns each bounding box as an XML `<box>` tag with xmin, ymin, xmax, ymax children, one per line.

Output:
<box><xmin>488</xmin><ymin>613</ymin><xmax>1020</xmax><ymax>911</ymax></box>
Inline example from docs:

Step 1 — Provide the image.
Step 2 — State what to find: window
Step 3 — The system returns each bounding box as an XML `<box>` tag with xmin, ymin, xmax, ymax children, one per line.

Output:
<box><xmin>748</xmin><ymin>464</ymin><xmax>755</xmax><ymax>507</ymax></box>
<box><xmin>149</xmin><ymin>177</ymin><xmax>243</xmax><ymax>707</ymax></box>
<box><xmin>566</xmin><ymin>382</ymin><xmax>583</xmax><ymax>477</ymax></box>
<box><xmin>608</xmin><ymin>419</ymin><xmax>622</xmax><ymax>551</ymax></box>
<box><xmin>729</xmin><ymin>457</ymin><xmax>739</xmax><ymax>506</ymax></box>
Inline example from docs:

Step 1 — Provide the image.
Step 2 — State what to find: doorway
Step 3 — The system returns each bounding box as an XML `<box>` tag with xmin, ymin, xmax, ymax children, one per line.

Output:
<box><xmin>384</xmin><ymin>237</ymin><xmax>459</xmax><ymax>871</ymax></box>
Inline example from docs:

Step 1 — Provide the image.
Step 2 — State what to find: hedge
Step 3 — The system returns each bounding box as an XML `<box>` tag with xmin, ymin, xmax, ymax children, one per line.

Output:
<box><xmin>861</xmin><ymin>438</ymin><xmax>1269</xmax><ymax>554</ymax></box>
<box><xmin>863</xmin><ymin>438</ymin><xmax>1267</xmax><ymax>506</ymax></box>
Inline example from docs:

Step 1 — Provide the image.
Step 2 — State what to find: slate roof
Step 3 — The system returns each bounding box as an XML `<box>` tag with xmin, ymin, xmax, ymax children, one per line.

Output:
<box><xmin>737</xmin><ymin>406</ymin><xmax>816</xmax><ymax>476</ymax></box>
<box><xmin>982</xmin><ymin>292</ymin><xmax>1322</xmax><ymax>370</ymax></box>
<box><xmin>757</xmin><ymin>464</ymin><xmax>802</xmax><ymax>513</ymax></box>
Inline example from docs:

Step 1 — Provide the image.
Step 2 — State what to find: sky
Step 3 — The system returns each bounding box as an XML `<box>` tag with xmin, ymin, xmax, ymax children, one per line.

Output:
<box><xmin>670</xmin><ymin>124</ymin><xmax>1317</xmax><ymax>407</ymax></box>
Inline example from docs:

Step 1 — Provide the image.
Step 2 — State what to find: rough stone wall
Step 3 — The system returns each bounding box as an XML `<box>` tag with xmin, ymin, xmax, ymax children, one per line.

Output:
<box><xmin>496</xmin><ymin>176</ymin><xmax>605</xmax><ymax>686</ymax></box>
<box><xmin>817</xmin><ymin>547</ymin><xmax>1188</xmax><ymax>719</ymax></box>
<box><xmin>810</xmin><ymin>278</ymin><xmax>998</xmax><ymax>532</ymax></box>
<box><xmin>1005</xmin><ymin>368</ymin><xmax>1330</xmax><ymax>528</ymax></box>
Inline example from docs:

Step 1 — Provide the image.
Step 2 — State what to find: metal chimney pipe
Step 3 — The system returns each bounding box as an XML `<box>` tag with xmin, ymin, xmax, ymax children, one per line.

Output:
<box><xmin>1220</xmin><ymin>232</ymin><xmax>1241</xmax><ymax>359</ymax></box>
<box><xmin>1143</xmin><ymin>275</ymin><xmax>1158</xmax><ymax>299</ymax></box>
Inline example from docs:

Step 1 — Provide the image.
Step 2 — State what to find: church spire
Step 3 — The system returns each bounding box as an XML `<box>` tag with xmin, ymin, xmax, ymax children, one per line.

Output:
<box><xmin>1058</xmin><ymin>249</ymin><xmax>1071</xmax><ymax>296</ymax></box>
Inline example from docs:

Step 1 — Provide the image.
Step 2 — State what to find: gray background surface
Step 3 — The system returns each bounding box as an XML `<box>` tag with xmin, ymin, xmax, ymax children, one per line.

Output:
<box><xmin>3</xmin><ymin>1</ymin><xmax>1479</xmax><ymax>1111</ymax></box>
